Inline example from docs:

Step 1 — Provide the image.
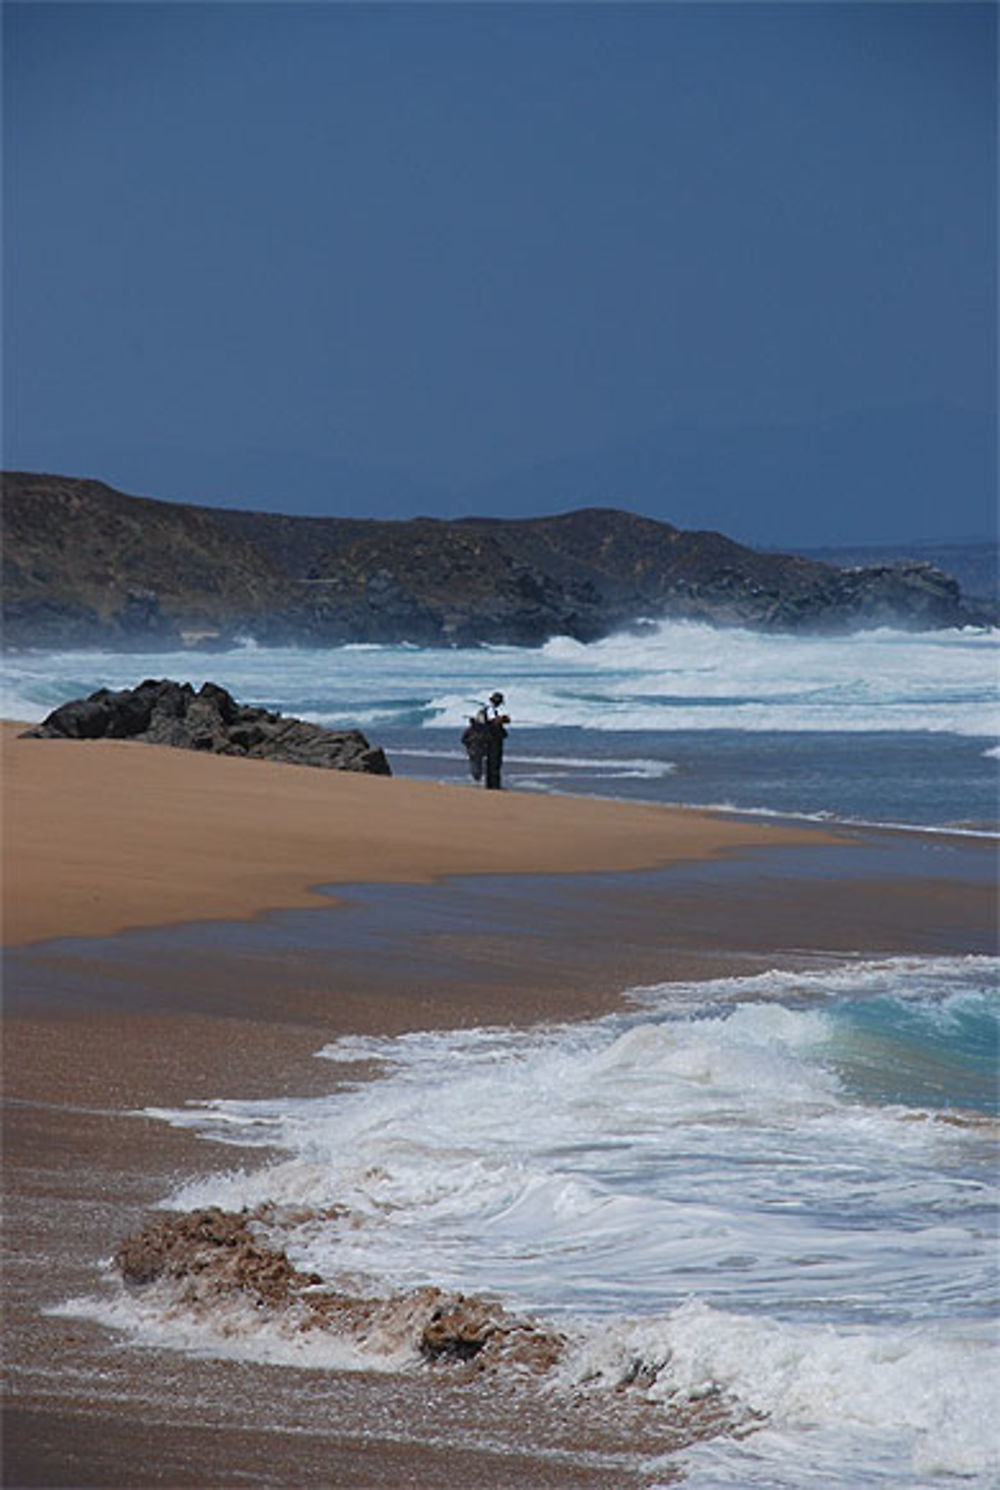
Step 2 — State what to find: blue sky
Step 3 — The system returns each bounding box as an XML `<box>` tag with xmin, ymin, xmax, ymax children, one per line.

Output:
<box><xmin>4</xmin><ymin>2</ymin><xmax>996</xmax><ymax>546</ymax></box>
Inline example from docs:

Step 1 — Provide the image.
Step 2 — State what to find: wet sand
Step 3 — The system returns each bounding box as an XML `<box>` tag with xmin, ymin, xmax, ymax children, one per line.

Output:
<box><xmin>3</xmin><ymin>730</ymin><xmax>997</xmax><ymax>1486</ymax></box>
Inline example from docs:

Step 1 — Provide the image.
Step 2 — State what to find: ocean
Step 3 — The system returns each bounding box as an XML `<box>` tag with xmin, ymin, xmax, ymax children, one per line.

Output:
<box><xmin>4</xmin><ymin>620</ymin><xmax>998</xmax><ymax>830</ymax></box>
<box><xmin>5</xmin><ymin>620</ymin><xmax>999</xmax><ymax>1485</ymax></box>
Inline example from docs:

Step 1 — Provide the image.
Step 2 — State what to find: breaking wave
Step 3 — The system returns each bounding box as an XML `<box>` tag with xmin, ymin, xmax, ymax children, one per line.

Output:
<box><xmin>57</xmin><ymin>956</ymin><xmax>1000</xmax><ymax>1486</ymax></box>
<box><xmin>3</xmin><ymin>622</ymin><xmax>997</xmax><ymax>737</ymax></box>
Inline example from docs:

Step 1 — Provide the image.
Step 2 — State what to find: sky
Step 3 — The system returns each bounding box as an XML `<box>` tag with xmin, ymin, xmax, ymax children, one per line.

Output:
<box><xmin>3</xmin><ymin>1</ymin><xmax>996</xmax><ymax>548</ymax></box>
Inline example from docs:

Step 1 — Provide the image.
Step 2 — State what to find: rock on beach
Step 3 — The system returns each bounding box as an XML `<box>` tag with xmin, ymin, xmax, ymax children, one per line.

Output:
<box><xmin>20</xmin><ymin>678</ymin><xmax>392</xmax><ymax>775</ymax></box>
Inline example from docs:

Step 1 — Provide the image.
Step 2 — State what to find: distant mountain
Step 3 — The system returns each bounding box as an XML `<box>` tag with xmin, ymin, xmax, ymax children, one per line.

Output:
<box><xmin>15</xmin><ymin>404</ymin><xmax>993</xmax><ymax>546</ymax></box>
<box><xmin>788</xmin><ymin>541</ymin><xmax>998</xmax><ymax>606</ymax></box>
<box><xmin>2</xmin><ymin>472</ymin><xmax>992</xmax><ymax>651</ymax></box>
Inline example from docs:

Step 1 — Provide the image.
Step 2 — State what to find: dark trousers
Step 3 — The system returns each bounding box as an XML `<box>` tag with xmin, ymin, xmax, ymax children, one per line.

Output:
<box><xmin>485</xmin><ymin>741</ymin><xmax>503</xmax><ymax>790</ymax></box>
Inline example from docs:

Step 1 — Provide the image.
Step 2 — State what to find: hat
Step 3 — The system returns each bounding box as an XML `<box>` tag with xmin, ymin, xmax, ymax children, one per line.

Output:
<box><xmin>490</xmin><ymin>691</ymin><xmax>505</xmax><ymax>705</ymax></box>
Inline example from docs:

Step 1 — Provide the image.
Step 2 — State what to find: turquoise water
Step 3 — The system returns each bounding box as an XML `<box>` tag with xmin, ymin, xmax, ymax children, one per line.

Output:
<box><xmin>825</xmin><ymin>988</ymin><xmax>999</xmax><ymax>1113</ymax></box>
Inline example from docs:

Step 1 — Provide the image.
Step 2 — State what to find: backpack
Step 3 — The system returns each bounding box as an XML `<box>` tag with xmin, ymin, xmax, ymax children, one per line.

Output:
<box><xmin>461</xmin><ymin>715</ymin><xmax>489</xmax><ymax>779</ymax></box>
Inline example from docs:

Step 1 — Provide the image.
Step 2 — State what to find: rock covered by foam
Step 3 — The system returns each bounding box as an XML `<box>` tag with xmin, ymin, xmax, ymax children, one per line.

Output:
<box><xmin>108</xmin><ymin>1207</ymin><xmax>763</xmax><ymax>1459</ymax></box>
<box><xmin>21</xmin><ymin>678</ymin><xmax>392</xmax><ymax>774</ymax></box>
<box><xmin>115</xmin><ymin>1207</ymin><xmax>564</xmax><ymax>1377</ymax></box>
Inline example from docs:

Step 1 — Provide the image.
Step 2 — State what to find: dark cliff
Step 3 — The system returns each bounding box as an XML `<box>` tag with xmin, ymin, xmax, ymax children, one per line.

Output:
<box><xmin>2</xmin><ymin>471</ymin><xmax>991</xmax><ymax>650</ymax></box>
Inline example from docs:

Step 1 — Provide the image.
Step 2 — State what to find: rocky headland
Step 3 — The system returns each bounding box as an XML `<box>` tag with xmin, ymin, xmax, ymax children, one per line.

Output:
<box><xmin>21</xmin><ymin>678</ymin><xmax>392</xmax><ymax>774</ymax></box>
<box><xmin>2</xmin><ymin>470</ymin><xmax>993</xmax><ymax>649</ymax></box>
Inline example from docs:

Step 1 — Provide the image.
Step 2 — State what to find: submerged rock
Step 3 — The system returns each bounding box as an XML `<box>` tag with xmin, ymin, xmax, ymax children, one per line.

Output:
<box><xmin>113</xmin><ymin>1205</ymin><xmax>761</xmax><ymax>1455</ymax></box>
<box><xmin>116</xmin><ymin>1207</ymin><xmax>306</xmax><ymax>1299</ymax></box>
<box><xmin>114</xmin><ymin>1207</ymin><xmax>564</xmax><ymax>1377</ymax></box>
<box><xmin>21</xmin><ymin>678</ymin><xmax>392</xmax><ymax>775</ymax></box>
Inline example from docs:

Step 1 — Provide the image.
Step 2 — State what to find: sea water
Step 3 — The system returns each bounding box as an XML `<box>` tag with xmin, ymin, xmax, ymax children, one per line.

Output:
<box><xmin>3</xmin><ymin>620</ymin><xmax>998</xmax><ymax>829</ymax></box>
<box><xmin>65</xmin><ymin>958</ymin><xmax>1000</xmax><ymax>1485</ymax></box>
<box><xmin>8</xmin><ymin>623</ymin><xmax>998</xmax><ymax>1481</ymax></box>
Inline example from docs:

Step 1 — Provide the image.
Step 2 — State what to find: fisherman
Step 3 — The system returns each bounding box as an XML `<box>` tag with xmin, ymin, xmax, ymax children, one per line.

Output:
<box><xmin>481</xmin><ymin>691</ymin><xmax>509</xmax><ymax>790</ymax></box>
<box><xmin>462</xmin><ymin>691</ymin><xmax>510</xmax><ymax>789</ymax></box>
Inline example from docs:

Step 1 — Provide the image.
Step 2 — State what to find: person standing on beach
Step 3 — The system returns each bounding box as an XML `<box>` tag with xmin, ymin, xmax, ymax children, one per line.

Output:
<box><xmin>481</xmin><ymin>691</ymin><xmax>509</xmax><ymax>790</ymax></box>
<box><xmin>475</xmin><ymin>690</ymin><xmax>509</xmax><ymax>790</ymax></box>
<box><xmin>461</xmin><ymin>691</ymin><xmax>510</xmax><ymax>787</ymax></box>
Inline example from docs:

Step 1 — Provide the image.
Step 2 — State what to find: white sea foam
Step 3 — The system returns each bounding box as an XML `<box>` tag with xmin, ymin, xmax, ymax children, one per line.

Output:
<box><xmin>49</xmin><ymin>1281</ymin><xmax>417</xmax><ymax>1373</ymax></box>
<box><xmin>422</xmin><ymin>686</ymin><xmax>997</xmax><ymax>736</ymax></box>
<box><xmin>3</xmin><ymin>623</ymin><xmax>997</xmax><ymax>737</ymax></box>
<box><xmin>580</xmin><ymin>1299</ymin><xmax>971</xmax><ymax>1430</ymax></box>
<box><xmin>152</xmin><ymin>958</ymin><xmax>998</xmax><ymax>1329</ymax></box>
<box><xmin>393</xmin><ymin>745</ymin><xmax>679</xmax><ymax>779</ymax></box>
<box><xmin>558</xmin><ymin>1300</ymin><xmax>999</xmax><ymax>1482</ymax></box>
<box><xmin>655</xmin><ymin>798</ymin><xmax>1000</xmax><ymax>838</ymax></box>
<box><xmin>627</xmin><ymin>953</ymin><xmax>999</xmax><ymax>1009</ymax></box>
<box><xmin>56</xmin><ymin>956</ymin><xmax>998</xmax><ymax>1484</ymax></box>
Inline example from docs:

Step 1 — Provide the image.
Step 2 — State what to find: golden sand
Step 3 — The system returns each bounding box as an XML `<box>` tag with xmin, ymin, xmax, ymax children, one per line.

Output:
<box><xmin>2</xmin><ymin>722</ymin><xmax>829</xmax><ymax>945</ymax></box>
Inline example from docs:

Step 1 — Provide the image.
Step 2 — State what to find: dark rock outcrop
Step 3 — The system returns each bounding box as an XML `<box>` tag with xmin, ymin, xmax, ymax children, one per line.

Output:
<box><xmin>2</xmin><ymin>470</ymin><xmax>993</xmax><ymax>649</ymax></box>
<box><xmin>795</xmin><ymin>540</ymin><xmax>999</xmax><ymax>610</ymax></box>
<box><xmin>21</xmin><ymin>678</ymin><xmax>392</xmax><ymax>774</ymax></box>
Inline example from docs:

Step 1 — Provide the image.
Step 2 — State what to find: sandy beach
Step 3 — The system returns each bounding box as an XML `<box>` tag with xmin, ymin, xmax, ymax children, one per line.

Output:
<box><xmin>2</xmin><ymin>723</ymin><xmax>833</xmax><ymax>947</ymax></box>
<box><xmin>3</xmin><ymin>727</ymin><xmax>997</xmax><ymax>1487</ymax></box>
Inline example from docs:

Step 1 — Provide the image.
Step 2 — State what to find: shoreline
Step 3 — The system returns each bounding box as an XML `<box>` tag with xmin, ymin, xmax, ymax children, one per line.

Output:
<box><xmin>2</xmin><ymin>722</ymin><xmax>837</xmax><ymax>948</ymax></box>
<box><xmin>3</xmin><ymin>734</ymin><xmax>997</xmax><ymax>1486</ymax></box>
